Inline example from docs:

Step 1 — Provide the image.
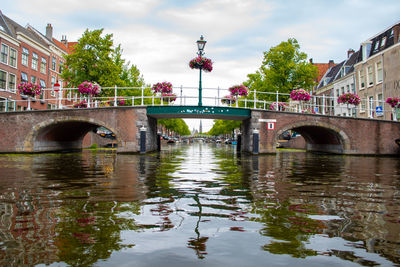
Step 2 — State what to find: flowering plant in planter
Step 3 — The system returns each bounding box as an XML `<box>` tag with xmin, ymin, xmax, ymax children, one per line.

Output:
<box><xmin>270</xmin><ymin>102</ymin><xmax>287</xmax><ymax>111</ymax></box>
<box><xmin>337</xmin><ymin>92</ymin><xmax>361</xmax><ymax>106</ymax></box>
<box><xmin>162</xmin><ymin>93</ymin><xmax>177</xmax><ymax>103</ymax></box>
<box><xmin>108</xmin><ymin>98</ymin><xmax>126</xmax><ymax>106</ymax></box>
<box><xmin>290</xmin><ymin>89</ymin><xmax>311</xmax><ymax>101</ymax></box>
<box><xmin>221</xmin><ymin>95</ymin><xmax>236</xmax><ymax>105</ymax></box>
<box><xmin>189</xmin><ymin>56</ymin><xmax>213</xmax><ymax>72</ymax></box>
<box><xmin>18</xmin><ymin>82</ymin><xmax>42</xmax><ymax>97</ymax></box>
<box><xmin>73</xmin><ymin>100</ymin><xmax>88</xmax><ymax>108</ymax></box>
<box><xmin>78</xmin><ymin>81</ymin><xmax>101</xmax><ymax>96</ymax></box>
<box><xmin>229</xmin><ymin>85</ymin><xmax>249</xmax><ymax>97</ymax></box>
<box><xmin>386</xmin><ymin>97</ymin><xmax>400</xmax><ymax>108</ymax></box>
<box><xmin>152</xmin><ymin>82</ymin><xmax>173</xmax><ymax>94</ymax></box>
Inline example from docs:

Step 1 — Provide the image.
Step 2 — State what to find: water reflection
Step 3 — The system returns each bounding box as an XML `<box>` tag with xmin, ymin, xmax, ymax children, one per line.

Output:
<box><xmin>0</xmin><ymin>146</ymin><xmax>399</xmax><ymax>266</ymax></box>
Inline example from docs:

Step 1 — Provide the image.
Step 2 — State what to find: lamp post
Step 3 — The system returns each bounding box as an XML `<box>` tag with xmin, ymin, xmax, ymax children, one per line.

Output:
<box><xmin>196</xmin><ymin>35</ymin><xmax>206</xmax><ymax>106</ymax></box>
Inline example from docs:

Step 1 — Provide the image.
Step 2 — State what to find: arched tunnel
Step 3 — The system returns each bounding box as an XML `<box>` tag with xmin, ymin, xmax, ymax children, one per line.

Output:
<box><xmin>280</xmin><ymin>125</ymin><xmax>348</xmax><ymax>154</ymax></box>
<box><xmin>31</xmin><ymin>120</ymin><xmax>116</xmax><ymax>152</ymax></box>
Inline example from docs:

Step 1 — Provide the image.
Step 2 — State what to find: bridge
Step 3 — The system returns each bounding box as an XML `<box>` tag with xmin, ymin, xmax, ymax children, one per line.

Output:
<box><xmin>0</xmin><ymin>104</ymin><xmax>399</xmax><ymax>155</ymax></box>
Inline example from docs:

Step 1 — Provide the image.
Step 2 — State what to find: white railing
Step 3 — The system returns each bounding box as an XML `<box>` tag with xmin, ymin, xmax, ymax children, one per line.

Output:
<box><xmin>0</xmin><ymin>86</ymin><xmax>398</xmax><ymax>120</ymax></box>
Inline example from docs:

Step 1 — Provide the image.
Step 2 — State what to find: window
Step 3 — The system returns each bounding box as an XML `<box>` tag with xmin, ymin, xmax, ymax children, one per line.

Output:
<box><xmin>1</xmin><ymin>44</ymin><xmax>8</xmax><ymax>64</ymax></box>
<box><xmin>52</xmin><ymin>57</ymin><xmax>56</xmax><ymax>71</ymax></box>
<box><xmin>40</xmin><ymin>57</ymin><xmax>47</xmax><ymax>74</ymax></box>
<box><xmin>21</xmin><ymin>72</ymin><xmax>28</xmax><ymax>83</ymax></box>
<box><xmin>377</xmin><ymin>93</ymin><xmax>383</xmax><ymax>117</ymax></box>
<box><xmin>359</xmin><ymin>69</ymin><xmax>365</xmax><ymax>89</ymax></box>
<box><xmin>367</xmin><ymin>66</ymin><xmax>373</xmax><ymax>86</ymax></box>
<box><xmin>376</xmin><ymin>61</ymin><xmax>383</xmax><ymax>83</ymax></box>
<box><xmin>59</xmin><ymin>61</ymin><xmax>63</xmax><ymax>73</ymax></box>
<box><xmin>22</xmin><ymin>48</ymin><xmax>29</xmax><ymax>66</ymax></box>
<box><xmin>360</xmin><ymin>99</ymin><xmax>366</xmax><ymax>112</ymax></box>
<box><xmin>341</xmin><ymin>87</ymin><xmax>345</xmax><ymax>94</ymax></box>
<box><xmin>346</xmin><ymin>85</ymin><xmax>350</xmax><ymax>92</ymax></box>
<box><xmin>31</xmin><ymin>76</ymin><xmax>36</xmax><ymax>84</ymax></box>
<box><xmin>336</xmin><ymin>89</ymin><xmax>339</xmax><ymax>97</ymax></box>
<box><xmin>51</xmin><ymin>76</ymin><xmax>56</xmax><ymax>97</ymax></box>
<box><xmin>373</xmin><ymin>41</ymin><xmax>379</xmax><ymax>51</ymax></box>
<box><xmin>368</xmin><ymin>96</ymin><xmax>374</xmax><ymax>118</ymax></box>
<box><xmin>0</xmin><ymin>70</ymin><xmax>6</xmax><ymax>89</ymax></box>
<box><xmin>32</xmin><ymin>52</ymin><xmax>38</xmax><ymax>70</ymax></box>
<box><xmin>381</xmin><ymin>37</ymin><xmax>387</xmax><ymax>48</ymax></box>
<box><xmin>9</xmin><ymin>48</ymin><xmax>17</xmax><ymax>67</ymax></box>
<box><xmin>40</xmin><ymin>79</ymin><xmax>46</xmax><ymax>88</ymax></box>
<box><xmin>351</xmin><ymin>83</ymin><xmax>355</xmax><ymax>93</ymax></box>
<box><xmin>8</xmin><ymin>73</ymin><xmax>16</xmax><ymax>91</ymax></box>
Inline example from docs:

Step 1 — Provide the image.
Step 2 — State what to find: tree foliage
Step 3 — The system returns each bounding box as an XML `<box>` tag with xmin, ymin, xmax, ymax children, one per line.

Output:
<box><xmin>244</xmin><ymin>38</ymin><xmax>318</xmax><ymax>103</ymax></box>
<box><xmin>62</xmin><ymin>29</ymin><xmax>150</xmax><ymax>101</ymax></box>
<box><xmin>208</xmin><ymin>120</ymin><xmax>241</xmax><ymax>136</ymax></box>
<box><xmin>158</xmin><ymin>119</ymin><xmax>191</xmax><ymax>136</ymax></box>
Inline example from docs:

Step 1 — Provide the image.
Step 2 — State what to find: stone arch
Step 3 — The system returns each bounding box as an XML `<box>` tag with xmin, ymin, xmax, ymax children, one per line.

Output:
<box><xmin>24</xmin><ymin>116</ymin><xmax>120</xmax><ymax>152</ymax></box>
<box><xmin>276</xmin><ymin>120</ymin><xmax>351</xmax><ymax>154</ymax></box>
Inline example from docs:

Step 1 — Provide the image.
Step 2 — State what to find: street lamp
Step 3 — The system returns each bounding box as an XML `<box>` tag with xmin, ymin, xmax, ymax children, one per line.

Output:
<box><xmin>196</xmin><ymin>35</ymin><xmax>206</xmax><ymax>106</ymax></box>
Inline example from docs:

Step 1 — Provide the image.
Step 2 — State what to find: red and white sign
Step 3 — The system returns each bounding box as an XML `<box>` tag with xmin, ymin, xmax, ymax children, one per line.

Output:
<box><xmin>267</xmin><ymin>122</ymin><xmax>275</xmax><ymax>130</ymax></box>
<box><xmin>259</xmin><ymin>119</ymin><xmax>277</xmax><ymax>131</ymax></box>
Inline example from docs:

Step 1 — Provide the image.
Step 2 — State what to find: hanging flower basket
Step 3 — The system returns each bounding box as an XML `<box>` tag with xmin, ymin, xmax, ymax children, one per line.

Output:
<box><xmin>73</xmin><ymin>100</ymin><xmax>88</xmax><ymax>108</ymax></box>
<box><xmin>78</xmin><ymin>81</ymin><xmax>101</xmax><ymax>96</ymax></box>
<box><xmin>162</xmin><ymin>93</ymin><xmax>177</xmax><ymax>103</ymax></box>
<box><xmin>270</xmin><ymin>102</ymin><xmax>287</xmax><ymax>111</ymax></box>
<box><xmin>290</xmin><ymin>89</ymin><xmax>311</xmax><ymax>101</ymax></box>
<box><xmin>229</xmin><ymin>85</ymin><xmax>249</xmax><ymax>97</ymax></box>
<box><xmin>189</xmin><ymin>56</ymin><xmax>213</xmax><ymax>72</ymax></box>
<box><xmin>18</xmin><ymin>82</ymin><xmax>42</xmax><ymax>97</ymax></box>
<box><xmin>337</xmin><ymin>92</ymin><xmax>361</xmax><ymax>106</ymax></box>
<box><xmin>152</xmin><ymin>82</ymin><xmax>173</xmax><ymax>94</ymax></box>
<box><xmin>221</xmin><ymin>95</ymin><xmax>236</xmax><ymax>105</ymax></box>
<box><xmin>386</xmin><ymin>97</ymin><xmax>400</xmax><ymax>108</ymax></box>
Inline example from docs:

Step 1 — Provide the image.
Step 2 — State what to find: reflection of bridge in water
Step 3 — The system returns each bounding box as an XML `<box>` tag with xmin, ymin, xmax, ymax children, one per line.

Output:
<box><xmin>0</xmin><ymin>103</ymin><xmax>399</xmax><ymax>155</ymax></box>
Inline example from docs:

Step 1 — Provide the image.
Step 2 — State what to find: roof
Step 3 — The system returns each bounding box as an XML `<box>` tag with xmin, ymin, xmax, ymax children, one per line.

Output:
<box><xmin>317</xmin><ymin>61</ymin><xmax>344</xmax><ymax>89</ymax></box>
<box><xmin>313</xmin><ymin>63</ymin><xmax>331</xmax><ymax>84</ymax></box>
<box><xmin>0</xmin><ymin>12</ymin><xmax>49</xmax><ymax>48</ymax></box>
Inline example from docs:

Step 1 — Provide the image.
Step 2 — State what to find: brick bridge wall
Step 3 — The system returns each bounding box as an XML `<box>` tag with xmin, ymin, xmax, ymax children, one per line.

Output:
<box><xmin>0</xmin><ymin>107</ymin><xmax>156</xmax><ymax>153</ymax></box>
<box><xmin>246</xmin><ymin>110</ymin><xmax>400</xmax><ymax>155</ymax></box>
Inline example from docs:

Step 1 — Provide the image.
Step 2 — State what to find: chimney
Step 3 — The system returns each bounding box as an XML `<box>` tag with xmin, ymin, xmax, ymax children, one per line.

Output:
<box><xmin>328</xmin><ymin>60</ymin><xmax>335</xmax><ymax>68</ymax></box>
<box><xmin>347</xmin><ymin>49</ymin><xmax>355</xmax><ymax>58</ymax></box>
<box><xmin>46</xmin><ymin>23</ymin><xmax>53</xmax><ymax>40</ymax></box>
<box><xmin>309</xmin><ymin>58</ymin><xmax>313</xmax><ymax>64</ymax></box>
<box><xmin>61</xmin><ymin>35</ymin><xmax>68</xmax><ymax>44</ymax></box>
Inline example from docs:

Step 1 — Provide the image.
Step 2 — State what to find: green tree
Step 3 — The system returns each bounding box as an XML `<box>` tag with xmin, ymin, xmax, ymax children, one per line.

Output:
<box><xmin>244</xmin><ymin>38</ymin><xmax>318</xmax><ymax>104</ymax></box>
<box><xmin>62</xmin><ymin>29</ymin><xmax>123</xmax><ymax>88</ymax></box>
<box><xmin>208</xmin><ymin>120</ymin><xmax>241</xmax><ymax>136</ymax></box>
<box><xmin>158</xmin><ymin>119</ymin><xmax>191</xmax><ymax>136</ymax></box>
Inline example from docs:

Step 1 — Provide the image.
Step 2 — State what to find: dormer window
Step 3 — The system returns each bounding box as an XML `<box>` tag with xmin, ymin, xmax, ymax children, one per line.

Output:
<box><xmin>373</xmin><ymin>41</ymin><xmax>379</xmax><ymax>51</ymax></box>
<box><xmin>381</xmin><ymin>37</ymin><xmax>386</xmax><ymax>48</ymax></box>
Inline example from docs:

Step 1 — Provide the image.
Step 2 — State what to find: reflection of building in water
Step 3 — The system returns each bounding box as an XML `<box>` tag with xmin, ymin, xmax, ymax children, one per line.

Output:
<box><xmin>0</xmin><ymin>189</ymin><xmax>59</xmax><ymax>266</ymax></box>
<box><xmin>254</xmin><ymin>154</ymin><xmax>400</xmax><ymax>264</ymax></box>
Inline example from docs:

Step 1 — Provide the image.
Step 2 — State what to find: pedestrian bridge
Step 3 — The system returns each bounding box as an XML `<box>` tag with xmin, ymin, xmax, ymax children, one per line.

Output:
<box><xmin>0</xmin><ymin>105</ymin><xmax>399</xmax><ymax>155</ymax></box>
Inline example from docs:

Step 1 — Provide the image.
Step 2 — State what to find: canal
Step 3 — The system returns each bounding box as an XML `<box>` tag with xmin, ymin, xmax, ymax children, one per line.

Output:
<box><xmin>0</xmin><ymin>144</ymin><xmax>399</xmax><ymax>266</ymax></box>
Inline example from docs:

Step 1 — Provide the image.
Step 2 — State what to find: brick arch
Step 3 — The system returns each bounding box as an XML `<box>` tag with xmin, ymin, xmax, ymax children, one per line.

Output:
<box><xmin>275</xmin><ymin>120</ymin><xmax>351</xmax><ymax>153</ymax></box>
<box><xmin>24</xmin><ymin>116</ymin><xmax>120</xmax><ymax>152</ymax></box>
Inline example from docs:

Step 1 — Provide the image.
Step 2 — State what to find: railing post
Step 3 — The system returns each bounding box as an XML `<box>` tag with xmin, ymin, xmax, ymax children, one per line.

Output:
<box><xmin>114</xmin><ymin>85</ymin><xmax>117</xmax><ymax>106</ymax></box>
<box><xmin>245</xmin><ymin>97</ymin><xmax>247</xmax><ymax>108</ymax></box>
<box><xmin>276</xmin><ymin>91</ymin><xmax>279</xmax><ymax>111</ymax></box>
<box><xmin>152</xmin><ymin>95</ymin><xmax>154</xmax><ymax>106</ymax></box>
<box><xmin>263</xmin><ymin>100</ymin><xmax>266</xmax><ymax>110</ymax></box>
<box><xmin>180</xmin><ymin>85</ymin><xmax>183</xmax><ymax>106</ymax></box>
<box><xmin>236</xmin><ymin>97</ymin><xmax>238</xmax><ymax>107</ymax></box>
<box><xmin>254</xmin><ymin>90</ymin><xmax>256</xmax><ymax>109</ymax></box>
<box><xmin>141</xmin><ymin>86</ymin><xmax>144</xmax><ymax>106</ymax></box>
<box><xmin>217</xmin><ymin>86</ymin><xmax>220</xmax><ymax>106</ymax></box>
<box><xmin>322</xmin><ymin>95</ymin><xmax>326</xmax><ymax>115</ymax></box>
<box><xmin>5</xmin><ymin>98</ymin><xmax>8</xmax><ymax>112</ymax></box>
<box><xmin>132</xmin><ymin>96</ymin><xmax>135</xmax><ymax>106</ymax></box>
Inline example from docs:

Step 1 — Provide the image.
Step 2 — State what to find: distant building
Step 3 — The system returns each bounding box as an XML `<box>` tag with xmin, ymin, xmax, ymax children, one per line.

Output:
<box><xmin>354</xmin><ymin>22</ymin><xmax>400</xmax><ymax>120</ymax></box>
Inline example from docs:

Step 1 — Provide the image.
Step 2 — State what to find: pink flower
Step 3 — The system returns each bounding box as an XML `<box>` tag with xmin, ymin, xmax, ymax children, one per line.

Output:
<box><xmin>290</xmin><ymin>89</ymin><xmax>311</xmax><ymax>101</ymax></box>
<box><xmin>229</xmin><ymin>85</ymin><xmax>249</xmax><ymax>97</ymax></box>
<box><xmin>337</xmin><ymin>93</ymin><xmax>360</xmax><ymax>106</ymax></box>
<box><xmin>152</xmin><ymin>82</ymin><xmax>173</xmax><ymax>94</ymax></box>
<box><xmin>78</xmin><ymin>81</ymin><xmax>101</xmax><ymax>96</ymax></box>
<box><xmin>189</xmin><ymin>57</ymin><xmax>213</xmax><ymax>72</ymax></box>
<box><xmin>18</xmin><ymin>82</ymin><xmax>42</xmax><ymax>97</ymax></box>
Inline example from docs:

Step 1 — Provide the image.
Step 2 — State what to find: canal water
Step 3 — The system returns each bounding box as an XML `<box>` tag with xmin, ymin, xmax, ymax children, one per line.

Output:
<box><xmin>0</xmin><ymin>144</ymin><xmax>399</xmax><ymax>266</ymax></box>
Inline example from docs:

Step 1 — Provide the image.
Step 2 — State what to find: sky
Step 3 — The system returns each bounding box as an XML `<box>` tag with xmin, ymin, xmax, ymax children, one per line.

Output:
<box><xmin>2</xmin><ymin>0</ymin><xmax>400</xmax><ymax>132</ymax></box>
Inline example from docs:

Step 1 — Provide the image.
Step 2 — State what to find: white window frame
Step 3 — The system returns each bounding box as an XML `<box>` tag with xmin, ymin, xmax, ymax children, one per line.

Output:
<box><xmin>368</xmin><ymin>96</ymin><xmax>374</xmax><ymax>118</ymax></box>
<box><xmin>367</xmin><ymin>65</ymin><xmax>373</xmax><ymax>87</ymax></box>
<box><xmin>21</xmin><ymin>72</ymin><xmax>28</xmax><ymax>83</ymax></box>
<box><xmin>1</xmin><ymin>44</ymin><xmax>9</xmax><ymax>65</ymax></box>
<box><xmin>31</xmin><ymin>52</ymin><xmax>38</xmax><ymax>70</ymax></box>
<box><xmin>376</xmin><ymin>61</ymin><xmax>383</xmax><ymax>84</ymax></box>
<box><xmin>40</xmin><ymin>57</ymin><xmax>47</xmax><ymax>74</ymax></box>
<box><xmin>8</xmin><ymin>73</ymin><xmax>16</xmax><ymax>92</ymax></box>
<box><xmin>22</xmin><ymin>48</ymin><xmax>29</xmax><ymax>66</ymax></box>
<box><xmin>9</xmin><ymin>48</ymin><xmax>17</xmax><ymax>68</ymax></box>
<box><xmin>51</xmin><ymin>76</ymin><xmax>56</xmax><ymax>97</ymax></box>
<box><xmin>52</xmin><ymin>57</ymin><xmax>56</xmax><ymax>71</ymax></box>
<box><xmin>0</xmin><ymin>69</ymin><xmax>7</xmax><ymax>90</ymax></box>
<box><xmin>359</xmin><ymin>69</ymin><xmax>365</xmax><ymax>90</ymax></box>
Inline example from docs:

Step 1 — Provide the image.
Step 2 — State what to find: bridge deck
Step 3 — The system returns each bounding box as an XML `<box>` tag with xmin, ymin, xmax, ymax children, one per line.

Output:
<box><xmin>146</xmin><ymin>106</ymin><xmax>251</xmax><ymax>120</ymax></box>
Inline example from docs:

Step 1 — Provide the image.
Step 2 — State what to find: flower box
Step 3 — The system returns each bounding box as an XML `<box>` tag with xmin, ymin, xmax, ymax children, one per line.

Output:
<box><xmin>337</xmin><ymin>92</ymin><xmax>360</xmax><ymax>106</ymax></box>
